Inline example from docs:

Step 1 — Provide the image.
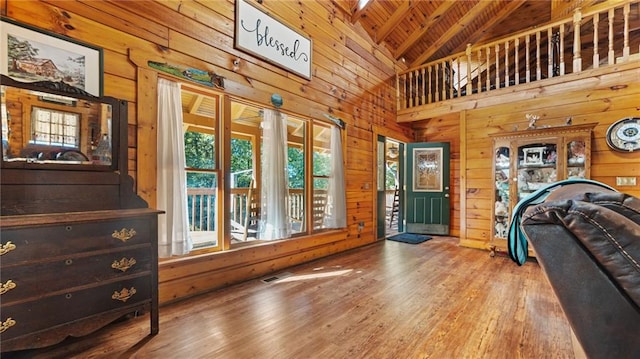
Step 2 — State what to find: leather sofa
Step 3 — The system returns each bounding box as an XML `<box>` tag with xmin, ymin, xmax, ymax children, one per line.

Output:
<box><xmin>517</xmin><ymin>182</ymin><xmax>640</xmax><ymax>358</ymax></box>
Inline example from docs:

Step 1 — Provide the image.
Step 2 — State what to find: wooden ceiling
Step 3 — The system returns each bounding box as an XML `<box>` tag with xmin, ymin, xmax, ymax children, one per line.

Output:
<box><xmin>337</xmin><ymin>0</ymin><xmax>603</xmax><ymax>68</ymax></box>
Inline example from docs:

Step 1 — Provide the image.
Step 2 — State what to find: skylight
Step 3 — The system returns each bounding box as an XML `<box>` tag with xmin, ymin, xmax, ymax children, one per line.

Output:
<box><xmin>357</xmin><ymin>0</ymin><xmax>371</xmax><ymax>10</ymax></box>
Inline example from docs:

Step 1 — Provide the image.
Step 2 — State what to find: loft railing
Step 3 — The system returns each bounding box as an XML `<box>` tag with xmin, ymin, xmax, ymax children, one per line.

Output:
<box><xmin>397</xmin><ymin>1</ymin><xmax>640</xmax><ymax>111</ymax></box>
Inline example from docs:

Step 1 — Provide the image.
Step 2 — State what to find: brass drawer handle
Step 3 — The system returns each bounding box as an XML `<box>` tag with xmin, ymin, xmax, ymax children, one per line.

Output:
<box><xmin>0</xmin><ymin>318</ymin><xmax>16</xmax><ymax>333</ymax></box>
<box><xmin>0</xmin><ymin>280</ymin><xmax>17</xmax><ymax>295</ymax></box>
<box><xmin>112</xmin><ymin>228</ymin><xmax>137</xmax><ymax>242</ymax></box>
<box><xmin>112</xmin><ymin>287</ymin><xmax>137</xmax><ymax>302</ymax></box>
<box><xmin>1</xmin><ymin>241</ymin><xmax>16</xmax><ymax>255</ymax></box>
<box><xmin>111</xmin><ymin>257</ymin><xmax>137</xmax><ymax>272</ymax></box>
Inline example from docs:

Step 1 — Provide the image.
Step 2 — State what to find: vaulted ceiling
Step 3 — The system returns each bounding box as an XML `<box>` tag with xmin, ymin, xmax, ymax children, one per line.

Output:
<box><xmin>336</xmin><ymin>0</ymin><xmax>604</xmax><ymax>68</ymax></box>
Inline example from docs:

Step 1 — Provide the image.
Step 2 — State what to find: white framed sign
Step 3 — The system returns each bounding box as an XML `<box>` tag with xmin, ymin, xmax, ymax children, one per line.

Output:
<box><xmin>235</xmin><ymin>0</ymin><xmax>312</xmax><ymax>80</ymax></box>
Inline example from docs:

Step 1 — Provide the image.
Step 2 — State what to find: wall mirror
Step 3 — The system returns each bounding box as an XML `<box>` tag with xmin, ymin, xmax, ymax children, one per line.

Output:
<box><xmin>1</xmin><ymin>74</ymin><xmax>119</xmax><ymax>171</ymax></box>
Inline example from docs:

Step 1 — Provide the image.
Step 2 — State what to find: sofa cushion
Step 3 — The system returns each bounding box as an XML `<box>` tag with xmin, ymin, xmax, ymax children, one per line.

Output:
<box><xmin>521</xmin><ymin>185</ymin><xmax>640</xmax><ymax>310</ymax></box>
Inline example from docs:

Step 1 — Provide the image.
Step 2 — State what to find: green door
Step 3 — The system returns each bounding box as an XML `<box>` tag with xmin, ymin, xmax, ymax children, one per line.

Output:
<box><xmin>376</xmin><ymin>135</ymin><xmax>386</xmax><ymax>239</ymax></box>
<box><xmin>405</xmin><ymin>142</ymin><xmax>450</xmax><ymax>235</ymax></box>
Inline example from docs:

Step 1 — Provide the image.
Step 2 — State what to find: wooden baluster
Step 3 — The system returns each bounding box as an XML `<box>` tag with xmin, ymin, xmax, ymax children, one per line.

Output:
<box><xmin>417</xmin><ymin>68</ymin><xmax>422</xmax><ymax>106</ymax></box>
<box><xmin>495</xmin><ymin>44</ymin><xmax>500</xmax><ymax>88</ymax></box>
<box><xmin>208</xmin><ymin>195</ymin><xmax>213</xmax><ymax>231</ymax></box>
<box><xmin>485</xmin><ymin>46</ymin><xmax>491</xmax><ymax>93</ymax></box>
<box><xmin>608</xmin><ymin>8</ymin><xmax>615</xmax><ymax>65</ymax></box>
<box><xmin>446</xmin><ymin>60</ymin><xmax>450</xmax><ymax>99</ymax></box>
<box><xmin>427</xmin><ymin>65</ymin><xmax>432</xmax><ymax>104</ymax></box>
<box><xmin>623</xmin><ymin>2</ymin><xmax>630</xmax><ymax>60</ymax></box>
<box><xmin>395</xmin><ymin>74</ymin><xmax>401</xmax><ymax>110</ymax></box>
<box><xmin>425</xmin><ymin>65</ymin><xmax>432</xmax><ymax>103</ymax></box>
<box><xmin>525</xmin><ymin>34</ymin><xmax>531</xmax><ymax>83</ymax></box>
<box><xmin>559</xmin><ymin>23</ymin><xmax>565</xmax><ymax>75</ymax></box>
<box><xmin>573</xmin><ymin>9</ymin><xmax>582</xmax><ymax>73</ymax></box>
<box><xmin>415</xmin><ymin>69</ymin><xmax>420</xmax><ymax>107</ymax></box>
<box><xmin>505</xmin><ymin>40</ymin><xmax>510</xmax><ymax>87</ymax></box>
<box><xmin>199</xmin><ymin>195</ymin><xmax>204</xmax><ymax>231</ymax></box>
<box><xmin>450</xmin><ymin>58</ymin><xmax>455</xmax><ymax>99</ymax></box>
<box><xmin>408</xmin><ymin>70</ymin><xmax>414</xmax><ymax>108</ymax></box>
<box><xmin>466</xmin><ymin>44</ymin><xmax>472</xmax><ymax>97</ymax></box>
<box><xmin>593</xmin><ymin>13</ymin><xmax>600</xmax><ymax>68</ymax></box>
<box><xmin>420</xmin><ymin>67</ymin><xmax>425</xmax><ymax>105</ymax></box>
<box><xmin>190</xmin><ymin>194</ymin><xmax>196</xmax><ymax>231</ymax></box>
<box><xmin>442</xmin><ymin>61</ymin><xmax>447</xmax><ymax>101</ymax></box>
<box><xmin>536</xmin><ymin>31</ymin><xmax>542</xmax><ymax>81</ymax></box>
<box><xmin>435</xmin><ymin>63</ymin><xmax>440</xmax><ymax>103</ymax></box>
<box><xmin>477</xmin><ymin>48</ymin><xmax>482</xmax><ymax>94</ymax></box>
<box><xmin>548</xmin><ymin>28</ymin><xmax>554</xmax><ymax>77</ymax></box>
<box><xmin>515</xmin><ymin>37</ymin><xmax>520</xmax><ymax>85</ymax></box>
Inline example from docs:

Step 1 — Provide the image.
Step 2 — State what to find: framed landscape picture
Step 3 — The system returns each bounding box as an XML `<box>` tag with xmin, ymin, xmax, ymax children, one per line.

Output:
<box><xmin>0</xmin><ymin>18</ymin><xmax>103</xmax><ymax>96</ymax></box>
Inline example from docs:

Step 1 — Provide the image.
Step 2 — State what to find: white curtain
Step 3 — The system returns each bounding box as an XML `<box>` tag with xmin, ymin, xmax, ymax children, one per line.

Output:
<box><xmin>259</xmin><ymin>109</ymin><xmax>291</xmax><ymax>240</ymax></box>
<box><xmin>324</xmin><ymin>125</ymin><xmax>347</xmax><ymax>228</ymax></box>
<box><xmin>157</xmin><ymin>78</ymin><xmax>192</xmax><ymax>257</ymax></box>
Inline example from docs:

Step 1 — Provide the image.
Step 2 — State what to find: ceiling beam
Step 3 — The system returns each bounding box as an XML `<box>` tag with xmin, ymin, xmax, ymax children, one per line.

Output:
<box><xmin>375</xmin><ymin>1</ymin><xmax>415</xmax><ymax>44</ymax></box>
<box><xmin>231</xmin><ymin>104</ymin><xmax>247</xmax><ymax>120</ymax></box>
<box><xmin>394</xmin><ymin>1</ymin><xmax>456</xmax><ymax>60</ymax></box>
<box><xmin>332</xmin><ymin>0</ymin><xmax>353</xmax><ymax>16</ymax></box>
<box><xmin>409</xmin><ymin>0</ymin><xmax>495</xmax><ymax>67</ymax></box>
<box><xmin>188</xmin><ymin>95</ymin><xmax>204</xmax><ymax>114</ymax></box>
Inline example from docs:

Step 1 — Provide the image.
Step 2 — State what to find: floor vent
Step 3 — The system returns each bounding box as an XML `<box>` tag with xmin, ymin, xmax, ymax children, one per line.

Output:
<box><xmin>261</xmin><ymin>272</ymin><xmax>292</xmax><ymax>283</ymax></box>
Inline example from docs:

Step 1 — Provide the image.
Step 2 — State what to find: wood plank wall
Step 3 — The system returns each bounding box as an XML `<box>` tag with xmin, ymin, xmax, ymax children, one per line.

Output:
<box><xmin>414</xmin><ymin>62</ymin><xmax>640</xmax><ymax>251</ymax></box>
<box><xmin>2</xmin><ymin>0</ymin><xmax>415</xmax><ymax>304</ymax></box>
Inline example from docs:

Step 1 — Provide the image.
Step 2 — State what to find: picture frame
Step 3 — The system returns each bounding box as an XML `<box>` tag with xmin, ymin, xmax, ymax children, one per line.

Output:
<box><xmin>413</xmin><ymin>148</ymin><xmax>443</xmax><ymax>192</ymax></box>
<box><xmin>522</xmin><ymin>146</ymin><xmax>545</xmax><ymax>166</ymax></box>
<box><xmin>235</xmin><ymin>0</ymin><xmax>312</xmax><ymax>80</ymax></box>
<box><xmin>1</xmin><ymin>17</ymin><xmax>103</xmax><ymax>97</ymax></box>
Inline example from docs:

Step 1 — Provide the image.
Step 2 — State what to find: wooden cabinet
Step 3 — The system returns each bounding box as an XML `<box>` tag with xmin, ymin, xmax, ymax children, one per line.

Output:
<box><xmin>0</xmin><ymin>75</ymin><xmax>160</xmax><ymax>352</ymax></box>
<box><xmin>489</xmin><ymin>123</ymin><xmax>596</xmax><ymax>257</ymax></box>
<box><xmin>0</xmin><ymin>209</ymin><xmax>160</xmax><ymax>351</ymax></box>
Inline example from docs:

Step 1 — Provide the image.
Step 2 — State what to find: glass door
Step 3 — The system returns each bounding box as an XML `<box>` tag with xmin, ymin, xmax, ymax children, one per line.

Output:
<box><xmin>494</xmin><ymin>145</ymin><xmax>510</xmax><ymax>239</ymax></box>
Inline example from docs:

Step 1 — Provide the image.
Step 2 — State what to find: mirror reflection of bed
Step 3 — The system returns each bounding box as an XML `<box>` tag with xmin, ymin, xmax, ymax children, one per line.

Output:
<box><xmin>1</xmin><ymin>79</ymin><xmax>112</xmax><ymax>166</ymax></box>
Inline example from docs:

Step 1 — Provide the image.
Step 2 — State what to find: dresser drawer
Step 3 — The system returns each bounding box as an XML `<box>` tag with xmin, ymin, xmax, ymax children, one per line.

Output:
<box><xmin>1</xmin><ymin>246</ymin><xmax>151</xmax><ymax>304</ymax></box>
<box><xmin>0</xmin><ymin>275</ymin><xmax>151</xmax><ymax>341</ymax></box>
<box><xmin>1</xmin><ymin>218</ymin><xmax>152</xmax><ymax>265</ymax></box>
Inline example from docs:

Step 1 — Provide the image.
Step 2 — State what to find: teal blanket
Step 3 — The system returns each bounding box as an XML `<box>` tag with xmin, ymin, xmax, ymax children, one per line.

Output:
<box><xmin>507</xmin><ymin>178</ymin><xmax>616</xmax><ymax>265</ymax></box>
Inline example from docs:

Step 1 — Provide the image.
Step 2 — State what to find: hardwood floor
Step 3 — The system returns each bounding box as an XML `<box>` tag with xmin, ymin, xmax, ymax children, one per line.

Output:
<box><xmin>4</xmin><ymin>237</ymin><xmax>577</xmax><ymax>359</ymax></box>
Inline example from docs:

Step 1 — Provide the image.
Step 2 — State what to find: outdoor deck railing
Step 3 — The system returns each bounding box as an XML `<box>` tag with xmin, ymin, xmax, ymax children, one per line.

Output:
<box><xmin>397</xmin><ymin>1</ymin><xmax>640</xmax><ymax>110</ymax></box>
<box><xmin>187</xmin><ymin>188</ymin><xmax>217</xmax><ymax>232</ymax></box>
<box><xmin>187</xmin><ymin>187</ymin><xmax>305</xmax><ymax>234</ymax></box>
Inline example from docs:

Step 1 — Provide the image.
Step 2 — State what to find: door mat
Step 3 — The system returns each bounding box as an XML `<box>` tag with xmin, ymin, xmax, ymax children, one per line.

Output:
<box><xmin>387</xmin><ymin>233</ymin><xmax>432</xmax><ymax>244</ymax></box>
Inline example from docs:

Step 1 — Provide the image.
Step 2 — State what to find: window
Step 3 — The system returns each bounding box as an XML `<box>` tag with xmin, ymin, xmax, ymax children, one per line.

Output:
<box><xmin>181</xmin><ymin>88</ymin><xmax>220</xmax><ymax>250</ymax></box>
<box><xmin>313</xmin><ymin>122</ymin><xmax>331</xmax><ymax>230</ymax></box>
<box><xmin>178</xmin><ymin>93</ymin><xmax>346</xmax><ymax>253</ymax></box>
<box><xmin>227</xmin><ymin>100</ymin><xmax>344</xmax><ymax>246</ymax></box>
<box><xmin>31</xmin><ymin>106</ymin><xmax>80</xmax><ymax>147</ymax></box>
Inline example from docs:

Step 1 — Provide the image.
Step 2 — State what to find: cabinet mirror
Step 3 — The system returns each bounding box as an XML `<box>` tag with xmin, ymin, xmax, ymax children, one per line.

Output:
<box><xmin>1</xmin><ymin>74</ymin><xmax>119</xmax><ymax>171</ymax></box>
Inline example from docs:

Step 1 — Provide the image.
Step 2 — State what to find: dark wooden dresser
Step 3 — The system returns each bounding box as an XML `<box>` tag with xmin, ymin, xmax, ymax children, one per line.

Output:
<box><xmin>0</xmin><ymin>209</ymin><xmax>160</xmax><ymax>351</ymax></box>
<box><xmin>0</xmin><ymin>75</ymin><xmax>160</xmax><ymax>352</ymax></box>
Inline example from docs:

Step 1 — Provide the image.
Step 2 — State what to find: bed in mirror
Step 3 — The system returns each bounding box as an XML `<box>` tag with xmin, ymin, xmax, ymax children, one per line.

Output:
<box><xmin>0</xmin><ymin>74</ymin><xmax>139</xmax><ymax>215</ymax></box>
<box><xmin>1</xmin><ymin>74</ymin><xmax>119</xmax><ymax>171</ymax></box>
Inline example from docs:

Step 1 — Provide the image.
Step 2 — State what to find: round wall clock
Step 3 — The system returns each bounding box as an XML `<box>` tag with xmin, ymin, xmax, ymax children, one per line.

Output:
<box><xmin>606</xmin><ymin>117</ymin><xmax>640</xmax><ymax>152</ymax></box>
